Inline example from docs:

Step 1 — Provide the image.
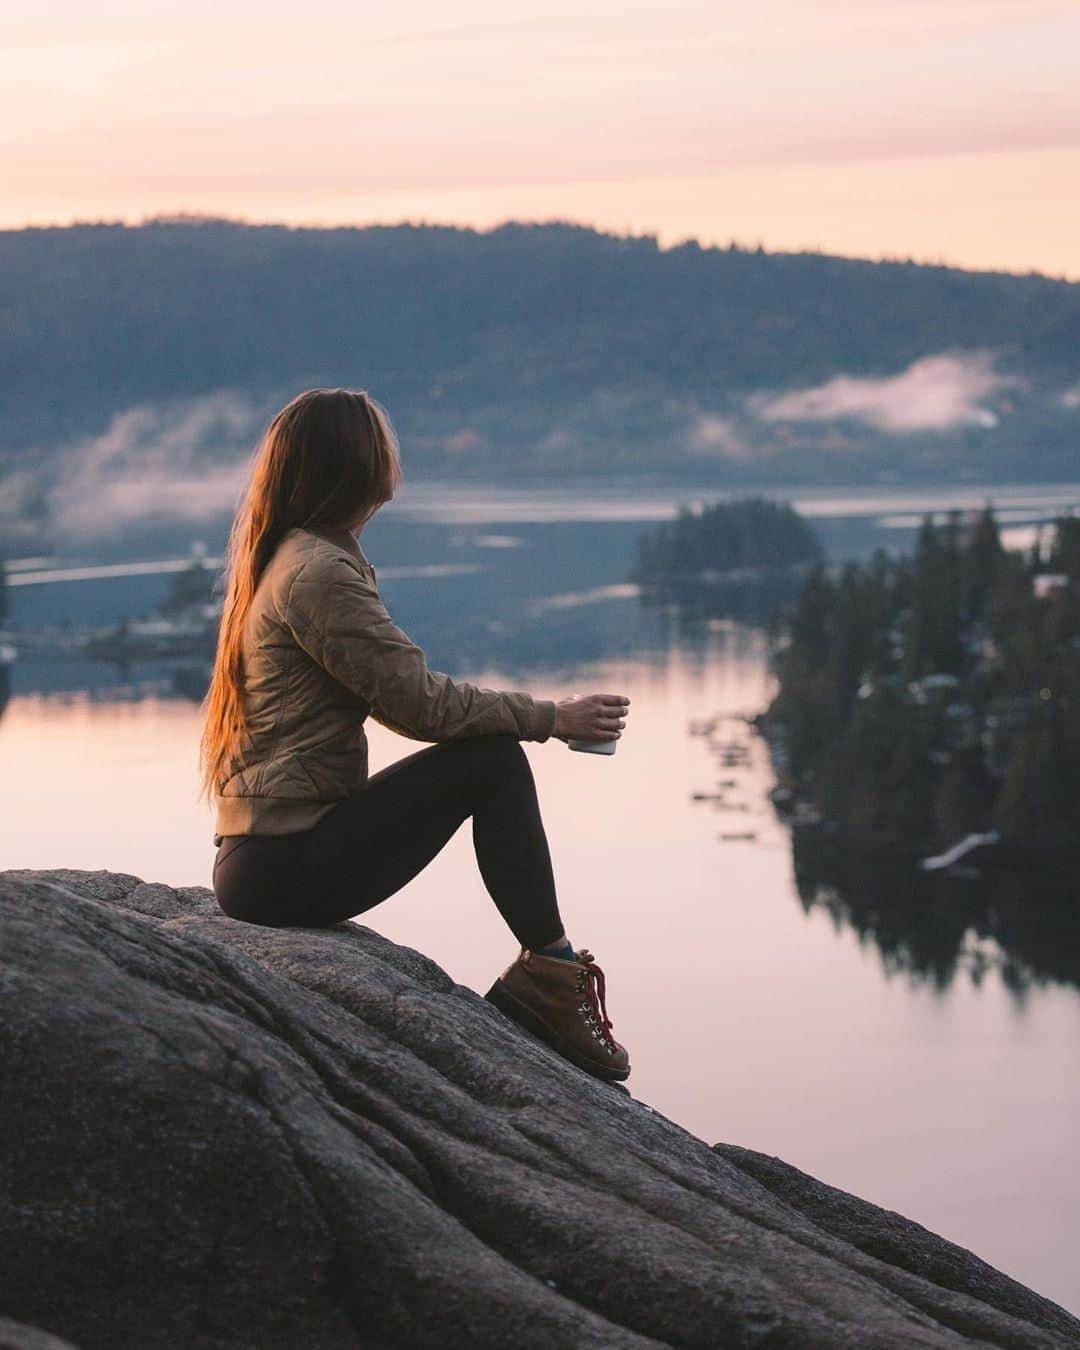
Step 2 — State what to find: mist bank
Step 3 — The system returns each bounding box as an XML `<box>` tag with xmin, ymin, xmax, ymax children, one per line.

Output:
<box><xmin>2</xmin><ymin>218</ymin><xmax>1079</xmax><ymax>549</ymax></box>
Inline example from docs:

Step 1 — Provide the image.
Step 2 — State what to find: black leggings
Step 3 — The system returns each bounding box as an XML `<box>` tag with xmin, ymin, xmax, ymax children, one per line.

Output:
<box><xmin>212</xmin><ymin>733</ymin><xmax>565</xmax><ymax>949</ymax></box>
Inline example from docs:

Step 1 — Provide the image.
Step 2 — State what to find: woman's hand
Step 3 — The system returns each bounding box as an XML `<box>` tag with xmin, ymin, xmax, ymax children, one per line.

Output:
<box><xmin>553</xmin><ymin>693</ymin><xmax>630</xmax><ymax>743</ymax></box>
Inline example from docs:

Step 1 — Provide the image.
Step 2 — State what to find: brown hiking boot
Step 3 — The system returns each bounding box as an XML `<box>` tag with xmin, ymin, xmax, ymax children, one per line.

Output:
<box><xmin>485</xmin><ymin>947</ymin><xmax>631</xmax><ymax>1082</ymax></box>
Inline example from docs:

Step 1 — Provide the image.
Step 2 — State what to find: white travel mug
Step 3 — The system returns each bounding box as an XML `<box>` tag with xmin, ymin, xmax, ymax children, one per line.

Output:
<box><xmin>567</xmin><ymin>738</ymin><xmax>618</xmax><ymax>755</ymax></box>
<box><xmin>563</xmin><ymin>692</ymin><xmax>621</xmax><ymax>754</ymax></box>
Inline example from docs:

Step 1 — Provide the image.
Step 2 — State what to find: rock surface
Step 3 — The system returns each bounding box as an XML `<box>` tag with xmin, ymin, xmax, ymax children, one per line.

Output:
<box><xmin>1</xmin><ymin>867</ymin><xmax>1077</xmax><ymax>1350</ymax></box>
<box><xmin>0</xmin><ymin>1319</ymin><xmax>79</xmax><ymax>1350</ymax></box>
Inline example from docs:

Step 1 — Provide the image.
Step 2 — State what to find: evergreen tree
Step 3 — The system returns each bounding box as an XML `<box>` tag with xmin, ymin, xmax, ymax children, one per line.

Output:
<box><xmin>1048</xmin><ymin>515</ymin><xmax>1080</xmax><ymax>581</ymax></box>
<box><xmin>630</xmin><ymin>496</ymin><xmax>823</xmax><ymax>581</ymax></box>
<box><xmin>966</xmin><ymin>504</ymin><xmax>1004</xmax><ymax>619</ymax></box>
<box><xmin>993</xmin><ymin>697</ymin><xmax>1066</xmax><ymax>843</ymax></box>
<box><xmin>767</xmin><ymin>504</ymin><xmax>1080</xmax><ymax>850</ymax></box>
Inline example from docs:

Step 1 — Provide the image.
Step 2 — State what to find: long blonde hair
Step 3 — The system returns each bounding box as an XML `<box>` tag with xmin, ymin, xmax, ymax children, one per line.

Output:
<box><xmin>198</xmin><ymin>388</ymin><xmax>402</xmax><ymax>806</ymax></box>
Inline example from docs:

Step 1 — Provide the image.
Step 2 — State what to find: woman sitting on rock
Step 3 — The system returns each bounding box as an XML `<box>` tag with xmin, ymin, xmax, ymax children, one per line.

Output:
<box><xmin>200</xmin><ymin>388</ymin><xmax>631</xmax><ymax>1082</ymax></box>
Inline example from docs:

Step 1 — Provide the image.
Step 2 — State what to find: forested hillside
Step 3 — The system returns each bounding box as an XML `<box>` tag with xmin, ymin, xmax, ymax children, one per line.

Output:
<box><xmin>766</xmin><ymin>510</ymin><xmax>1080</xmax><ymax>849</ymax></box>
<box><xmin>2</xmin><ymin>217</ymin><xmax>1079</xmax><ymax>485</ymax></box>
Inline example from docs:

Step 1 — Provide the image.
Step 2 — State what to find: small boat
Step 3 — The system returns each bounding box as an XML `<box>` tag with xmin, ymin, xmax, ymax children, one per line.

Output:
<box><xmin>920</xmin><ymin>831</ymin><xmax>1001</xmax><ymax>872</ymax></box>
<box><xmin>79</xmin><ymin>611</ymin><xmax>219</xmax><ymax>661</ymax></box>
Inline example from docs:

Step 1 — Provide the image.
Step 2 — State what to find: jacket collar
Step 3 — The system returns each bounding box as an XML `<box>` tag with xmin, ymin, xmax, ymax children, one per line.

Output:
<box><xmin>304</xmin><ymin>522</ymin><xmax>372</xmax><ymax>569</ymax></box>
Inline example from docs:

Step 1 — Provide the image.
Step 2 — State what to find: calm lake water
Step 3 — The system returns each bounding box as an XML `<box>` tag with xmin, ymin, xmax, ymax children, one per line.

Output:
<box><xmin>3</xmin><ymin>477</ymin><xmax>1079</xmax><ymax>1315</ymax></box>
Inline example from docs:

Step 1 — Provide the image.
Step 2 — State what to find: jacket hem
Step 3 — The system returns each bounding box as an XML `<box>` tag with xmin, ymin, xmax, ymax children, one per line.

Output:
<box><xmin>214</xmin><ymin>795</ymin><xmax>343</xmax><ymax>840</ymax></box>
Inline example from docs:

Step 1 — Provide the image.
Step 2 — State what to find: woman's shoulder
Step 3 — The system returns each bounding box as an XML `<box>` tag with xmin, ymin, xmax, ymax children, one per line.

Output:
<box><xmin>265</xmin><ymin>528</ymin><xmax>377</xmax><ymax>611</ymax></box>
<box><xmin>246</xmin><ymin>533</ymin><xmax>366</xmax><ymax>644</ymax></box>
<box><xmin>272</xmin><ymin>526</ymin><xmax>367</xmax><ymax>577</ymax></box>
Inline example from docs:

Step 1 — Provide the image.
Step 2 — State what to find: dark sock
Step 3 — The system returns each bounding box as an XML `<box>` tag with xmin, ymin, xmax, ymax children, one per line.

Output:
<box><xmin>536</xmin><ymin>939</ymin><xmax>576</xmax><ymax>962</ymax></box>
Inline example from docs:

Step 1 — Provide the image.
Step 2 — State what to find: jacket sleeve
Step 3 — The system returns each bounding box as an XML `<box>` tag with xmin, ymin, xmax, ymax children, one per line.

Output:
<box><xmin>282</xmin><ymin>556</ymin><xmax>558</xmax><ymax>743</ymax></box>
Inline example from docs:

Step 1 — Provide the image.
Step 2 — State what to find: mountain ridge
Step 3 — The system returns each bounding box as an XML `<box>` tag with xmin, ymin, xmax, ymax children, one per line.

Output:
<box><xmin>2</xmin><ymin>218</ymin><xmax>1078</xmax><ymax>488</ymax></box>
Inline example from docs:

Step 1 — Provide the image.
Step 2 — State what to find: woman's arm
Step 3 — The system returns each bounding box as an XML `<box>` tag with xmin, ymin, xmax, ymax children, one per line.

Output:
<box><xmin>282</xmin><ymin>555</ymin><xmax>558</xmax><ymax>742</ymax></box>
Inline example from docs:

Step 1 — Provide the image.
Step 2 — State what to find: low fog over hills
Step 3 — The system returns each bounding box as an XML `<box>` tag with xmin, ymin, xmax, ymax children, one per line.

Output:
<box><xmin>2</xmin><ymin>217</ymin><xmax>1079</xmax><ymax>548</ymax></box>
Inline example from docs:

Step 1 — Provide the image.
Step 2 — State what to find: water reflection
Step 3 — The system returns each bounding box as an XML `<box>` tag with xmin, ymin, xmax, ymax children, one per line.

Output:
<box><xmin>3</xmin><ymin>560</ymin><xmax>1079</xmax><ymax>1313</ymax></box>
<box><xmin>792</xmin><ymin>833</ymin><xmax>1080</xmax><ymax>996</ymax></box>
<box><xmin>636</xmin><ymin>570</ymin><xmax>806</xmax><ymax>631</ymax></box>
<box><xmin>6</xmin><ymin>518</ymin><xmax>1079</xmax><ymax>1009</ymax></box>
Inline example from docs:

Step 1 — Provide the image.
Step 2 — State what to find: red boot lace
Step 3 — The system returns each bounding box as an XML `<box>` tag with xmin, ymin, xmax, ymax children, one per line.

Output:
<box><xmin>576</xmin><ymin>949</ymin><xmax>618</xmax><ymax>1049</ymax></box>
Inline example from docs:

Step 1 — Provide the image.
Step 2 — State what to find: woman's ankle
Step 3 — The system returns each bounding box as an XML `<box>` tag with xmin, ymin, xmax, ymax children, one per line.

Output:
<box><xmin>534</xmin><ymin>936</ymin><xmax>576</xmax><ymax>962</ymax></box>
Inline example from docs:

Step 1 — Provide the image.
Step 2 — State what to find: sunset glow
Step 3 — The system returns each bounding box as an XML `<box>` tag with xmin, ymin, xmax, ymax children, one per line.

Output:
<box><xmin>4</xmin><ymin>1</ymin><xmax>1079</xmax><ymax>276</ymax></box>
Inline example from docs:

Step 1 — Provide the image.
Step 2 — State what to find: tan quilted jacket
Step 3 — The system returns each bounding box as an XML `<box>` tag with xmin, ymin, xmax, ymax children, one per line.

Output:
<box><xmin>213</xmin><ymin>523</ymin><xmax>558</xmax><ymax>839</ymax></box>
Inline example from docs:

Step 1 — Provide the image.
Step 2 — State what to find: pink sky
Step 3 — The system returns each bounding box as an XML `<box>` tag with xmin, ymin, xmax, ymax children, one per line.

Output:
<box><xmin>4</xmin><ymin>1</ymin><xmax>1079</xmax><ymax>277</ymax></box>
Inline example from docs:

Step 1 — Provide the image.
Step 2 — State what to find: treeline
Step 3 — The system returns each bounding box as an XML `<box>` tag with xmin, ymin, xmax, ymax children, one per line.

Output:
<box><xmin>629</xmin><ymin>497</ymin><xmax>823</xmax><ymax>582</ymax></box>
<box><xmin>2</xmin><ymin>218</ymin><xmax>1079</xmax><ymax>477</ymax></box>
<box><xmin>767</xmin><ymin>509</ymin><xmax>1080</xmax><ymax>848</ymax></box>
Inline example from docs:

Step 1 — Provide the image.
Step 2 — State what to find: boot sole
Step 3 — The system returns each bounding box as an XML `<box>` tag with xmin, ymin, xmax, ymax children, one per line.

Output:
<box><xmin>484</xmin><ymin>979</ymin><xmax>631</xmax><ymax>1083</ymax></box>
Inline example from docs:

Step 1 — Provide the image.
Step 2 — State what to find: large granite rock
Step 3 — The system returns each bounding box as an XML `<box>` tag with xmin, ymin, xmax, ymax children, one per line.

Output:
<box><xmin>0</xmin><ymin>1319</ymin><xmax>79</xmax><ymax>1350</ymax></box>
<box><xmin>1</xmin><ymin>868</ymin><xmax>1077</xmax><ymax>1350</ymax></box>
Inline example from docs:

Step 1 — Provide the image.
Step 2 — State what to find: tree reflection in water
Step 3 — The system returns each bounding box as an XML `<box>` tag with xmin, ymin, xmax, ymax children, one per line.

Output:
<box><xmin>792</xmin><ymin>831</ymin><xmax>1080</xmax><ymax>996</ymax></box>
<box><xmin>637</xmin><ymin>570</ymin><xmax>807</xmax><ymax>631</ymax></box>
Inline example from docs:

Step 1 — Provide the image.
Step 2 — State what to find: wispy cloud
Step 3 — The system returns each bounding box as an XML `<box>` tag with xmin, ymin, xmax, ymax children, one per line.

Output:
<box><xmin>0</xmin><ymin>466</ymin><xmax>48</xmax><ymax>550</ymax></box>
<box><xmin>748</xmin><ymin>351</ymin><xmax>1016</xmax><ymax>433</ymax></box>
<box><xmin>47</xmin><ymin>388</ymin><xmax>266</xmax><ymax>538</ymax></box>
<box><xmin>685</xmin><ymin>414</ymin><xmax>756</xmax><ymax>460</ymax></box>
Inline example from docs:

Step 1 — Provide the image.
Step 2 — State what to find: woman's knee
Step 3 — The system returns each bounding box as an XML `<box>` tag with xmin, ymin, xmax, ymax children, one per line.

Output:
<box><xmin>479</xmin><ymin>733</ymin><xmax>529</xmax><ymax>767</ymax></box>
<box><xmin>449</xmin><ymin>731</ymin><xmax>523</xmax><ymax>760</ymax></box>
<box><xmin>453</xmin><ymin>733</ymin><xmax>531</xmax><ymax>788</ymax></box>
